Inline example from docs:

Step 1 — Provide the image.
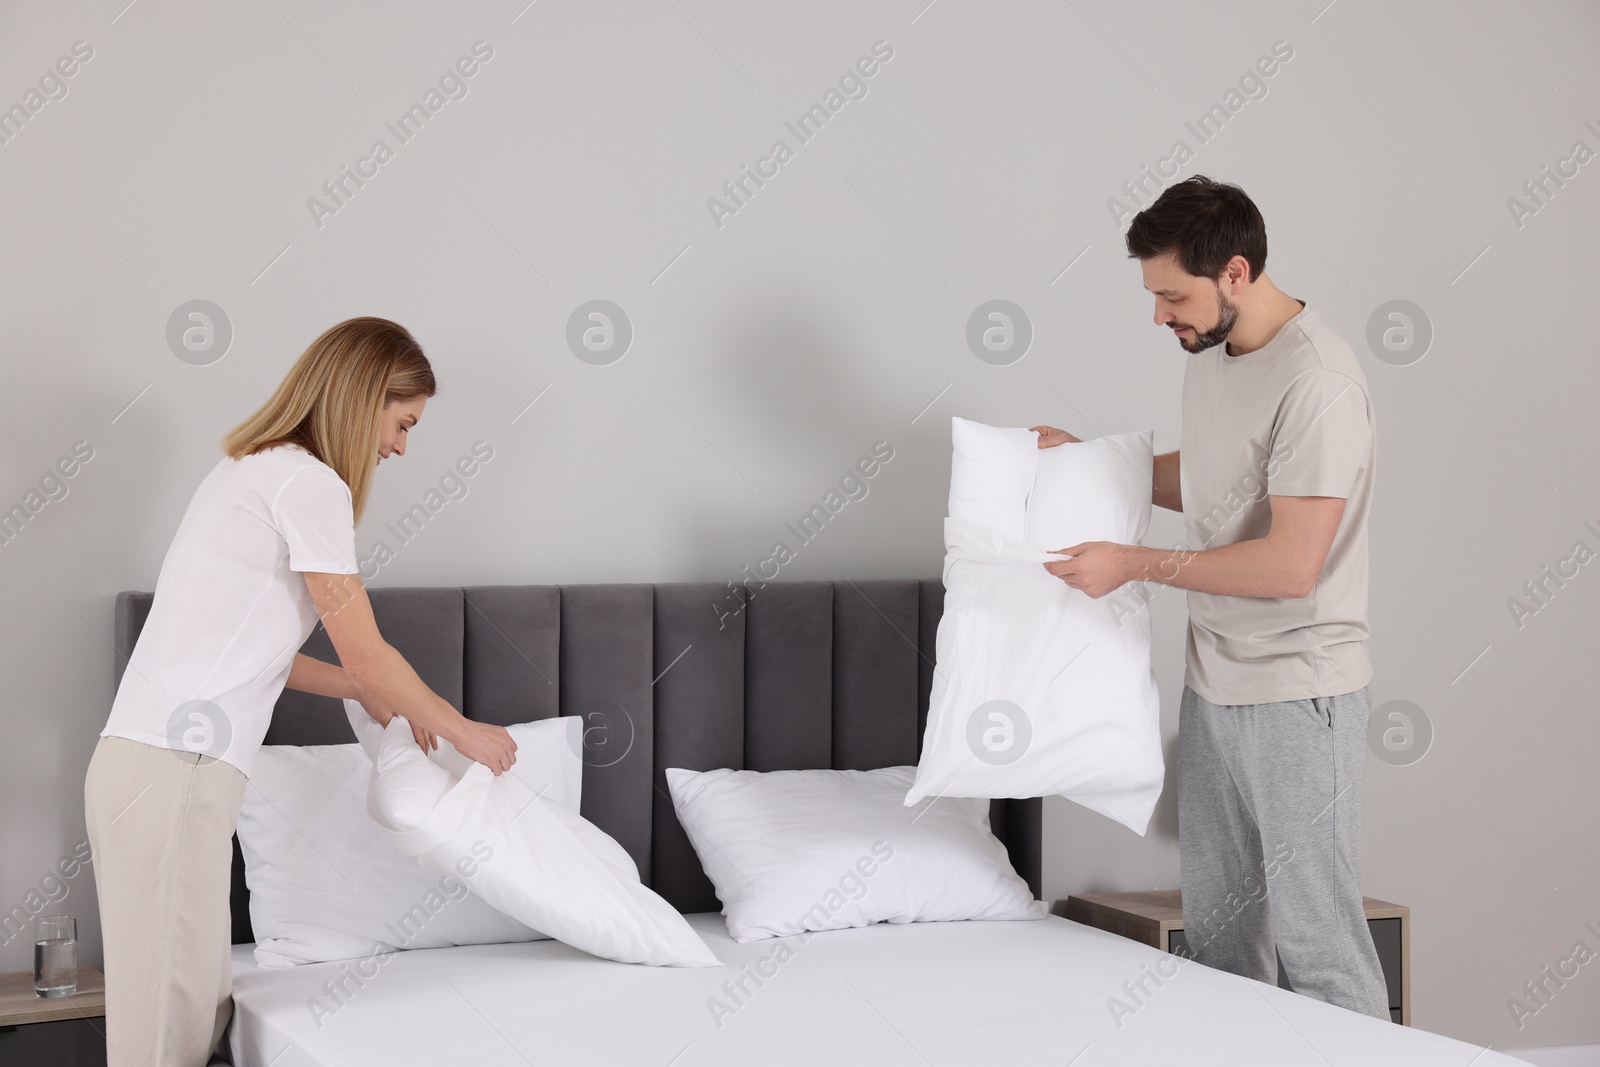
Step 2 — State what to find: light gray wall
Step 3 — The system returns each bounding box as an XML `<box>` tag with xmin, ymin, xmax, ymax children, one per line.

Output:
<box><xmin>2</xmin><ymin>0</ymin><xmax>1596</xmax><ymax>1053</ymax></box>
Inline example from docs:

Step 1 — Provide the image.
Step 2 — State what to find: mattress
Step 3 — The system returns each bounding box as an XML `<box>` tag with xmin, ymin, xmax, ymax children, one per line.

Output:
<box><xmin>228</xmin><ymin>912</ymin><xmax>1526</xmax><ymax>1066</ymax></box>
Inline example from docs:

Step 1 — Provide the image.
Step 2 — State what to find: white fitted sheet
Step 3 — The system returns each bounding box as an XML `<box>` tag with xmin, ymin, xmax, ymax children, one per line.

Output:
<box><xmin>228</xmin><ymin>912</ymin><xmax>1527</xmax><ymax>1067</ymax></box>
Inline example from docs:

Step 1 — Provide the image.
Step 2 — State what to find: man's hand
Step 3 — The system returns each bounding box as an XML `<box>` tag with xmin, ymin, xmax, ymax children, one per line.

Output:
<box><xmin>1044</xmin><ymin>541</ymin><xmax>1145</xmax><ymax>599</ymax></box>
<box><xmin>1030</xmin><ymin>425</ymin><xmax>1081</xmax><ymax>448</ymax></box>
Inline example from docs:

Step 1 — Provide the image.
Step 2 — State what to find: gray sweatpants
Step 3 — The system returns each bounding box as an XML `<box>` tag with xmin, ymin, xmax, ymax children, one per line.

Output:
<box><xmin>1177</xmin><ymin>683</ymin><xmax>1390</xmax><ymax>1020</ymax></box>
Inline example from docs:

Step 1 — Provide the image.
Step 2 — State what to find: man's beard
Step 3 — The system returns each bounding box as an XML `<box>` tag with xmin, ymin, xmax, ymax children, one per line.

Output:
<box><xmin>1175</xmin><ymin>287</ymin><xmax>1239</xmax><ymax>353</ymax></box>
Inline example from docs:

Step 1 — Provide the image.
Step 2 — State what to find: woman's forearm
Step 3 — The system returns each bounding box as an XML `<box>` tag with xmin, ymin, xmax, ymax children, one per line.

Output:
<box><xmin>285</xmin><ymin>653</ymin><xmax>361</xmax><ymax>700</ymax></box>
<box><xmin>302</xmin><ymin>571</ymin><xmax>472</xmax><ymax>744</ymax></box>
<box><xmin>341</xmin><ymin>643</ymin><xmax>467</xmax><ymax>744</ymax></box>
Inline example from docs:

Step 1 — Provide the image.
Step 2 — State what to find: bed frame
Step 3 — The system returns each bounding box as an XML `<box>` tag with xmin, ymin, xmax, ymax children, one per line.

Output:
<box><xmin>113</xmin><ymin>581</ymin><xmax>1043</xmax><ymax>943</ymax></box>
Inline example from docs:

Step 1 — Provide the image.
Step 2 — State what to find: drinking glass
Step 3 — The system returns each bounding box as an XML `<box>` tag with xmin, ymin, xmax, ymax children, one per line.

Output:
<box><xmin>33</xmin><ymin>915</ymin><xmax>77</xmax><ymax>998</ymax></box>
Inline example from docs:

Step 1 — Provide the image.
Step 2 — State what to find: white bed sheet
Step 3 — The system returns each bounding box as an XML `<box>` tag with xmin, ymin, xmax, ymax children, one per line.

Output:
<box><xmin>228</xmin><ymin>911</ymin><xmax>1527</xmax><ymax>1067</ymax></box>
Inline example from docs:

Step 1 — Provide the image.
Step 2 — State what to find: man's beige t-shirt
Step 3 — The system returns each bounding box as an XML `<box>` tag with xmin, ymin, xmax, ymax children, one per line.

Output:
<box><xmin>1178</xmin><ymin>301</ymin><xmax>1375</xmax><ymax>705</ymax></box>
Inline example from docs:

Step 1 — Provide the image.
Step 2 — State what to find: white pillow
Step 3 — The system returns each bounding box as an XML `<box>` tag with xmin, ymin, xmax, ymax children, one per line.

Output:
<box><xmin>948</xmin><ymin>416</ymin><xmax>1039</xmax><ymax>541</ymax></box>
<box><xmin>1025</xmin><ymin>429</ymin><xmax>1155</xmax><ymax>552</ymax></box>
<box><xmin>236</xmin><ymin>709</ymin><xmax>582</xmax><ymax>967</ymax></box>
<box><xmin>908</xmin><ymin>422</ymin><xmax>1164</xmax><ymax>834</ymax></box>
<box><xmin>664</xmin><ymin>765</ymin><xmax>1046</xmax><ymax>943</ymax></box>
<box><xmin>367</xmin><ymin>716</ymin><xmax>721</xmax><ymax>968</ymax></box>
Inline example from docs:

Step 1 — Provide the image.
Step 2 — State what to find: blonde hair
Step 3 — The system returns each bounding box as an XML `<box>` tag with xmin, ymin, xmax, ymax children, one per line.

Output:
<box><xmin>221</xmin><ymin>317</ymin><xmax>435</xmax><ymax>523</ymax></box>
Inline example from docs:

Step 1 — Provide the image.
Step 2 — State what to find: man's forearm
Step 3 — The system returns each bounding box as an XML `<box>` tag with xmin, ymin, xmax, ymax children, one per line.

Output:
<box><xmin>1130</xmin><ymin>538</ymin><xmax>1309</xmax><ymax>599</ymax></box>
<box><xmin>1153</xmin><ymin>451</ymin><xmax>1181</xmax><ymax>512</ymax></box>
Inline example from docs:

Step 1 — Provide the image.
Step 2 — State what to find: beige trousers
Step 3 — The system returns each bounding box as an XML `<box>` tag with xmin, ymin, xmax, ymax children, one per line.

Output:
<box><xmin>84</xmin><ymin>736</ymin><xmax>247</xmax><ymax>1067</ymax></box>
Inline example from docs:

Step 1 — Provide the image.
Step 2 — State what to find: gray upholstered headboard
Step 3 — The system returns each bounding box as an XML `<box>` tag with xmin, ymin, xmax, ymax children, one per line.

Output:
<box><xmin>113</xmin><ymin>581</ymin><xmax>1043</xmax><ymax>944</ymax></box>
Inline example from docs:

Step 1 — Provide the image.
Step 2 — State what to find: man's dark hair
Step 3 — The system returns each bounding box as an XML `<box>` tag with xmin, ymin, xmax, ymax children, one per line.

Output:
<box><xmin>1124</xmin><ymin>175</ymin><xmax>1267</xmax><ymax>283</ymax></box>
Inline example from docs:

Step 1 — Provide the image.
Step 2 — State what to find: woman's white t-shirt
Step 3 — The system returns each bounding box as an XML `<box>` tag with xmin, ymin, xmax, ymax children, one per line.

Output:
<box><xmin>101</xmin><ymin>444</ymin><xmax>359</xmax><ymax>776</ymax></box>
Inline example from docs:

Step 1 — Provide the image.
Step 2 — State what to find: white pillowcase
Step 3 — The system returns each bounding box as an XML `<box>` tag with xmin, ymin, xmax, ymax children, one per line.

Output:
<box><xmin>366</xmin><ymin>715</ymin><xmax>721</xmax><ymax>968</ymax></box>
<box><xmin>664</xmin><ymin>765</ymin><xmax>1046</xmax><ymax>943</ymax></box>
<box><xmin>907</xmin><ymin>421</ymin><xmax>1164</xmax><ymax>834</ymax></box>
<box><xmin>948</xmin><ymin>416</ymin><xmax>1039</xmax><ymax>541</ymax></box>
<box><xmin>340</xmin><ymin>700</ymin><xmax>582</xmax><ymax>828</ymax></box>
<box><xmin>236</xmin><ymin>706</ymin><xmax>582</xmax><ymax>967</ymax></box>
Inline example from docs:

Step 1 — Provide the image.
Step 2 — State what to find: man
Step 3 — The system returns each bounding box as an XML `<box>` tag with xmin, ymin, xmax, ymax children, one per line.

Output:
<box><xmin>1037</xmin><ymin>174</ymin><xmax>1389</xmax><ymax>1020</ymax></box>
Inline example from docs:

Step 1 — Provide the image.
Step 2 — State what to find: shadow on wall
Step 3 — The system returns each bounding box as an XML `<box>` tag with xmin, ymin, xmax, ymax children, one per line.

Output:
<box><xmin>1151</xmin><ymin>731</ymin><xmax>1180</xmax><ymax>844</ymax></box>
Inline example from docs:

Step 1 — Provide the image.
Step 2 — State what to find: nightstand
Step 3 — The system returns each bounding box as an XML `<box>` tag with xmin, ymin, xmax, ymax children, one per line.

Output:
<box><xmin>0</xmin><ymin>968</ymin><xmax>107</xmax><ymax>1066</ymax></box>
<box><xmin>1063</xmin><ymin>890</ymin><xmax>1409</xmax><ymax>1025</ymax></box>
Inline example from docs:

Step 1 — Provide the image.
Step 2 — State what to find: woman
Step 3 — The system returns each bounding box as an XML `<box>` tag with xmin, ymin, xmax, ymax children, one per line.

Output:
<box><xmin>84</xmin><ymin>317</ymin><xmax>517</xmax><ymax>1067</ymax></box>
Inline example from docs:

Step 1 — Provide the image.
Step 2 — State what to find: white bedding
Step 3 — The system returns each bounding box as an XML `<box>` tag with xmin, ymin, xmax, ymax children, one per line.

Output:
<box><xmin>910</xmin><ymin>420</ymin><xmax>1164</xmax><ymax>834</ymax></box>
<box><xmin>227</xmin><ymin>911</ymin><xmax>1526</xmax><ymax>1066</ymax></box>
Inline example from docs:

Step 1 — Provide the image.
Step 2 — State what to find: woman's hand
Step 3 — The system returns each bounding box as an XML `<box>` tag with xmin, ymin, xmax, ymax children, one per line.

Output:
<box><xmin>350</xmin><ymin>676</ymin><xmax>435</xmax><ymax>752</ymax></box>
<box><xmin>452</xmin><ymin>719</ymin><xmax>518</xmax><ymax>776</ymax></box>
<box><xmin>409</xmin><ymin>722</ymin><xmax>438</xmax><ymax>753</ymax></box>
<box><xmin>1030</xmin><ymin>425</ymin><xmax>1081</xmax><ymax>448</ymax></box>
<box><xmin>351</xmin><ymin>681</ymin><xmax>393</xmax><ymax>728</ymax></box>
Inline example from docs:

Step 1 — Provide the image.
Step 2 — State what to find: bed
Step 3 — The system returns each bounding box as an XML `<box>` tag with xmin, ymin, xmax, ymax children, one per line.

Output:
<box><xmin>113</xmin><ymin>580</ymin><xmax>1522</xmax><ymax>1066</ymax></box>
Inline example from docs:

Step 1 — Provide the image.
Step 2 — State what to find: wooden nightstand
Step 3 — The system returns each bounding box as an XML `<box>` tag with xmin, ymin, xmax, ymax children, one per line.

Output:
<box><xmin>0</xmin><ymin>968</ymin><xmax>107</xmax><ymax>1067</ymax></box>
<box><xmin>1063</xmin><ymin>890</ymin><xmax>1410</xmax><ymax>1025</ymax></box>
